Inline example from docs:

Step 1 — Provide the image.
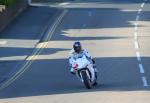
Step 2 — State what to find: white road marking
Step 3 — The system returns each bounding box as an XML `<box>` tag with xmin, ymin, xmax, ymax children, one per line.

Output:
<box><xmin>0</xmin><ymin>40</ymin><xmax>7</xmax><ymax>45</ymax></box>
<box><xmin>134</xmin><ymin>26</ymin><xmax>138</xmax><ymax>31</ymax></box>
<box><xmin>134</xmin><ymin>41</ymin><xmax>139</xmax><ymax>49</ymax></box>
<box><xmin>139</xmin><ymin>8</ymin><xmax>142</xmax><ymax>12</ymax></box>
<box><xmin>136</xmin><ymin>51</ymin><xmax>141</xmax><ymax>61</ymax></box>
<box><xmin>142</xmin><ymin>76</ymin><xmax>148</xmax><ymax>87</ymax></box>
<box><xmin>134</xmin><ymin>32</ymin><xmax>138</xmax><ymax>39</ymax></box>
<box><xmin>134</xmin><ymin>0</ymin><xmax>149</xmax><ymax>88</ymax></box>
<box><xmin>136</xmin><ymin>15</ymin><xmax>140</xmax><ymax>21</ymax></box>
<box><xmin>134</xmin><ymin>22</ymin><xmax>138</xmax><ymax>26</ymax></box>
<box><xmin>139</xmin><ymin>64</ymin><xmax>144</xmax><ymax>73</ymax></box>
<box><xmin>138</xmin><ymin>9</ymin><xmax>142</xmax><ymax>14</ymax></box>
<box><xmin>88</xmin><ymin>11</ymin><xmax>92</xmax><ymax>16</ymax></box>
<box><xmin>141</xmin><ymin>3</ymin><xmax>145</xmax><ymax>8</ymax></box>
<box><xmin>134</xmin><ymin>36</ymin><xmax>137</xmax><ymax>40</ymax></box>
<box><xmin>59</xmin><ymin>3</ymin><xmax>70</xmax><ymax>6</ymax></box>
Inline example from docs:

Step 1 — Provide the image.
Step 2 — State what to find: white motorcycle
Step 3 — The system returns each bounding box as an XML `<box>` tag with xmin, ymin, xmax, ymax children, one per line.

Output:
<box><xmin>72</xmin><ymin>54</ymin><xmax>97</xmax><ymax>89</ymax></box>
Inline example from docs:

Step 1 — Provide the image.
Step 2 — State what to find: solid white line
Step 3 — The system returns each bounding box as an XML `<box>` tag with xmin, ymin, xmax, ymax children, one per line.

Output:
<box><xmin>142</xmin><ymin>76</ymin><xmax>148</xmax><ymax>87</ymax></box>
<box><xmin>89</xmin><ymin>11</ymin><xmax>92</xmax><ymax>16</ymax></box>
<box><xmin>141</xmin><ymin>3</ymin><xmax>145</xmax><ymax>8</ymax></box>
<box><xmin>136</xmin><ymin>51</ymin><xmax>141</xmax><ymax>61</ymax></box>
<box><xmin>139</xmin><ymin>64</ymin><xmax>144</xmax><ymax>73</ymax></box>
<box><xmin>134</xmin><ymin>41</ymin><xmax>139</xmax><ymax>49</ymax></box>
<box><xmin>0</xmin><ymin>40</ymin><xmax>7</xmax><ymax>45</ymax></box>
<box><xmin>136</xmin><ymin>15</ymin><xmax>140</xmax><ymax>21</ymax></box>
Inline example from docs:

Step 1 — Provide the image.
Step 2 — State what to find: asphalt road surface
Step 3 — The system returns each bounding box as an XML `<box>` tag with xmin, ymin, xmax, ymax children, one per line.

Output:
<box><xmin>0</xmin><ymin>0</ymin><xmax>150</xmax><ymax>103</ymax></box>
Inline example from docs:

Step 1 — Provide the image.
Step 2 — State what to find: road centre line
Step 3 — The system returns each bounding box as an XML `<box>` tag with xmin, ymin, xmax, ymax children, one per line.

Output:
<box><xmin>136</xmin><ymin>51</ymin><xmax>141</xmax><ymax>61</ymax></box>
<box><xmin>134</xmin><ymin>0</ymin><xmax>149</xmax><ymax>87</ymax></box>
<box><xmin>142</xmin><ymin>76</ymin><xmax>148</xmax><ymax>87</ymax></box>
<box><xmin>134</xmin><ymin>41</ymin><xmax>139</xmax><ymax>49</ymax></box>
<box><xmin>134</xmin><ymin>22</ymin><xmax>138</xmax><ymax>26</ymax></box>
<box><xmin>139</xmin><ymin>64</ymin><xmax>144</xmax><ymax>73</ymax></box>
<box><xmin>138</xmin><ymin>8</ymin><xmax>142</xmax><ymax>14</ymax></box>
<box><xmin>136</xmin><ymin>15</ymin><xmax>140</xmax><ymax>21</ymax></box>
<box><xmin>141</xmin><ymin>3</ymin><xmax>145</xmax><ymax>8</ymax></box>
<box><xmin>134</xmin><ymin>32</ymin><xmax>138</xmax><ymax>39</ymax></box>
<box><xmin>134</xmin><ymin>25</ymin><xmax>138</xmax><ymax>31</ymax></box>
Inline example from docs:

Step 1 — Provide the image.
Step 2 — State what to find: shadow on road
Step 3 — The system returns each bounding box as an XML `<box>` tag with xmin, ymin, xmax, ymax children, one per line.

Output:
<box><xmin>0</xmin><ymin>56</ymin><xmax>150</xmax><ymax>99</ymax></box>
<box><xmin>0</xmin><ymin>0</ymin><xmax>150</xmax><ymax>99</ymax></box>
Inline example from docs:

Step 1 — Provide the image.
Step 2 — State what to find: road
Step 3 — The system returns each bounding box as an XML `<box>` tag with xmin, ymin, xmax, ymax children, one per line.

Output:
<box><xmin>0</xmin><ymin>0</ymin><xmax>150</xmax><ymax>103</ymax></box>
<box><xmin>0</xmin><ymin>6</ymin><xmax>58</xmax><ymax>78</ymax></box>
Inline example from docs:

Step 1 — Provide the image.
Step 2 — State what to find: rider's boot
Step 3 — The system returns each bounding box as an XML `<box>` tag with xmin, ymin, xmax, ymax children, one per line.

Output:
<box><xmin>70</xmin><ymin>68</ymin><xmax>75</xmax><ymax>75</ymax></box>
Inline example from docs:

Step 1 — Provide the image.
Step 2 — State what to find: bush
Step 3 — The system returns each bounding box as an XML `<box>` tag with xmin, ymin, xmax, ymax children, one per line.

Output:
<box><xmin>0</xmin><ymin>0</ymin><xmax>16</xmax><ymax>6</ymax></box>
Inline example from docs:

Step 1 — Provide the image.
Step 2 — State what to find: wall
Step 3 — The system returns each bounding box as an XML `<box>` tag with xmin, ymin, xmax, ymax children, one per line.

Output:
<box><xmin>0</xmin><ymin>0</ymin><xmax>28</xmax><ymax>32</ymax></box>
<box><xmin>32</xmin><ymin>0</ymin><xmax>74</xmax><ymax>3</ymax></box>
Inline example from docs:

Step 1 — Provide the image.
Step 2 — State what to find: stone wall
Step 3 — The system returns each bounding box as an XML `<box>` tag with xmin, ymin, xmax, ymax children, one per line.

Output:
<box><xmin>0</xmin><ymin>0</ymin><xmax>28</xmax><ymax>32</ymax></box>
<box><xmin>32</xmin><ymin>0</ymin><xmax>74</xmax><ymax>3</ymax></box>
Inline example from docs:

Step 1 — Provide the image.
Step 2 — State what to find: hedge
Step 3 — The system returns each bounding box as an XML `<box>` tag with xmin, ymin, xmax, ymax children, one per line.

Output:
<box><xmin>0</xmin><ymin>0</ymin><xmax>16</xmax><ymax>6</ymax></box>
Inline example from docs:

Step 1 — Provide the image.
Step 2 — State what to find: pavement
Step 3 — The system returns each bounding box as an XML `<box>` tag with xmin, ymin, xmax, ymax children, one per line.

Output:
<box><xmin>0</xmin><ymin>0</ymin><xmax>150</xmax><ymax>103</ymax></box>
<box><xmin>0</xmin><ymin>5</ymin><xmax>5</xmax><ymax>12</ymax></box>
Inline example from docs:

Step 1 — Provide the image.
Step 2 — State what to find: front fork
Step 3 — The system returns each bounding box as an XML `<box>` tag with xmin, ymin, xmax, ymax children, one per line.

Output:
<box><xmin>79</xmin><ymin>70</ymin><xmax>91</xmax><ymax>82</ymax></box>
<box><xmin>76</xmin><ymin>69</ymin><xmax>93</xmax><ymax>83</ymax></box>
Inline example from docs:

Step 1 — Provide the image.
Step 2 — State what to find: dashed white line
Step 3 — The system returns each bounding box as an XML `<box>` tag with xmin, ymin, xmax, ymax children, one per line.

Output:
<box><xmin>134</xmin><ymin>41</ymin><xmax>139</xmax><ymax>49</ymax></box>
<box><xmin>136</xmin><ymin>15</ymin><xmax>140</xmax><ymax>21</ymax></box>
<box><xmin>142</xmin><ymin>76</ymin><xmax>148</xmax><ymax>87</ymax></box>
<box><xmin>141</xmin><ymin>3</ymin><xmax>145</xmax><ymax>8</ymax></box>
<box><xmin>59</xmin><ymin>3</ymin><xmax>70</xmax><ymax>6</ymax></box>
<box><xmin>0</xmin><ymin>40</ymin><xmax>7</xmax><ymax>45</ymax></box>
<box><xmin>134</xmin><ymin>32</ymin><xmax>138</xmax><ymax>39</ymax></box>
<box><xmin>139</xmin><ymin>64</ymin><xmax>144</xmax><ymax>73</ymax></box>
<box><xmin>134</xmin><ymin>22</ymin><xmax>138</xmax><ymax>26</ymax></box>
<box><xmin>134</xmin><ymin>0</ymin><xmax>149</xmax><ymax>88</ymax></box>
<box><xmin>136</xmin><ymin>51</ymin><xmax>141</xmax><ymax>61</ymax></box>
<box><xmin>138</xmin><ymin>9</ymin><xmax>142</xmax><ymax>14</ymax></box>
<box><xmin>134</xmin><ymin>26</ymin><xmax>138</xmax><ymax>31</ymax></box>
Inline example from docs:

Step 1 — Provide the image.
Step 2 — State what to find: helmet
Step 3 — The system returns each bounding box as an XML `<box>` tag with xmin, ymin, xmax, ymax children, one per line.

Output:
<box><xmin>73</xmin><ymin>41</ymin><xmax>82</xmax><ymax>53</ymax></box>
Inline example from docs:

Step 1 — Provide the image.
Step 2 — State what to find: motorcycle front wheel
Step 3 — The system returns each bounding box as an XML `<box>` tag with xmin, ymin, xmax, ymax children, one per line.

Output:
<box><xmin>81</xmin><ymin>70</ymin><xmax>92</xmax><ymax>89</ymax></box>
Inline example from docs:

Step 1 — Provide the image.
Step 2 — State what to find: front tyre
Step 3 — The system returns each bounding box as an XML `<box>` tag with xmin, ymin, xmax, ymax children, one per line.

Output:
<box><xmin>81</xmin><ymin>70</ymin><xmax>92</xmax><ymax>89</ymax></box>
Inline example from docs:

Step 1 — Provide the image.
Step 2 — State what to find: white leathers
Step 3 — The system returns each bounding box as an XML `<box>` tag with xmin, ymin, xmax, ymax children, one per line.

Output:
<box><xmin>69</xmin><ymin>49</ymin><xmax>92</xmax><ymax>64</ymax></box>
<box><xmin>69</xmin><ymin>49</ymin><xmax>95</xmax><ymax>81</ymax></box>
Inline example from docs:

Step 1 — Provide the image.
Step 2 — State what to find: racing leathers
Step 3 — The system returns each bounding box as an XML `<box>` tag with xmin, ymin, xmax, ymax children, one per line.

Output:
<box><xmin>69</xmin><ymin>49</ymin><xmax>97</xmax><ymax>74</ymax></box>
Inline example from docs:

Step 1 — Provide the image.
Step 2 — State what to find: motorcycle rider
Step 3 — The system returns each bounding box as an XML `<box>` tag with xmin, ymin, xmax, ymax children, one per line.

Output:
<box><xmin>69</xmin><ymin>41</ymin><xmax>98</xmax><ymax>84</ymax></box>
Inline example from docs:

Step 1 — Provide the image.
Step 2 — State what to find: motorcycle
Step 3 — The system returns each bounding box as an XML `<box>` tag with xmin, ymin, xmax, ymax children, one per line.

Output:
<box><xmin>72</xmin><ymin>54</ymin><xmax>97</xmax><ymax>89</ymax></box>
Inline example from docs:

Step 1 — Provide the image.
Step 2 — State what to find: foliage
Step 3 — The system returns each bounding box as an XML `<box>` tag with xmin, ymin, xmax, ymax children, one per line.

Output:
<box><xmin>0</xmin><ymin>0</ymin><xmax>16</xmax><ymax>6</ymax></box>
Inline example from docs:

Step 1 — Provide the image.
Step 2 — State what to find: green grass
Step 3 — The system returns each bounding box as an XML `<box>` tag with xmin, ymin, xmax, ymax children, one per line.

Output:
<box><xmin>0</xmin><ymin>0</ymin><xmax>16</xmax><ymax>6</ymax></box>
